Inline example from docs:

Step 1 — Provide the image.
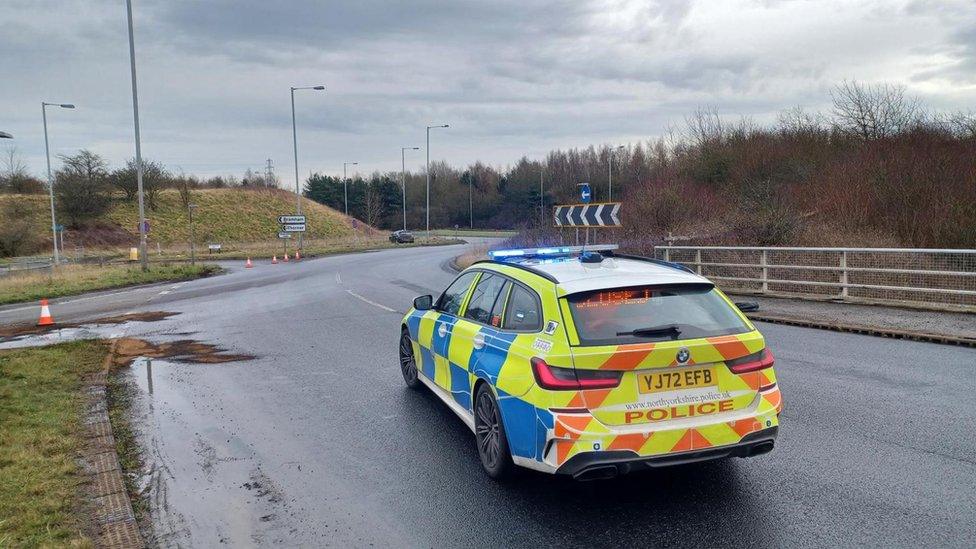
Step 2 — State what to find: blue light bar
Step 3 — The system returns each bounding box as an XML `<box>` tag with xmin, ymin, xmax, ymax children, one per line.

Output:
<box><xmin>487</xmin><ymin>244</ymin><xmax>617</xmax><ymax>261</ymax></box>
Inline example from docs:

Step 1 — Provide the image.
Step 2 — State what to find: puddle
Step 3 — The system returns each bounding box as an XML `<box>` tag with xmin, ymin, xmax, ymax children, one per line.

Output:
<box><xmin>0</xmin><ymin>311</ymin><xmax>180</xmax><ymax>348</ymax></box>
<box><xmin>112</xmin><ymin>337</ymin><xmax>254</xmax><ymax>366</ymax></box>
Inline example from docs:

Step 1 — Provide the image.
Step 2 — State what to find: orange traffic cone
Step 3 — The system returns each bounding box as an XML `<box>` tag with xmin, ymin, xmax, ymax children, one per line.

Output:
<box><xmin>283</xmin><ymin>253</ymin><xmax>290</xmax><ymax>262</ymax></box>
<box><xmin>37</xmin><ymin>298</ymin><xmax>55</xmax><ymax>326</ymax></box>
<box><xmin>295</xmin><ymin>250</ymin><xmax>302</xmax><ymax>260</ymax></box>
<box><xmin>245</xmin><ymin>257</ymin><xmax>253</xmax><ymax>268</ymax></box>
<box><xmin>272</xmin><ymin>255</ymin><xmax>278</xmax><ymax>264</ymax></box>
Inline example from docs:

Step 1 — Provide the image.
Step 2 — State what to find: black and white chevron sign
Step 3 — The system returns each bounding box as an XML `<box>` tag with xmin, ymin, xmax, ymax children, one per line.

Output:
<box><xmin>553</xmin><ymin>202</ymin><xmax>621</xmax><ymax>227</ymax></box>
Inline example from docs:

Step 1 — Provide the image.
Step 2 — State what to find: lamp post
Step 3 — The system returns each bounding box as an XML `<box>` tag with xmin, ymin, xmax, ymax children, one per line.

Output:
<box><xmin>41</xmin><ymin>102</ymin><xmax>75</xmax><ymax>265</ymax></box>
<box><xmin>123</xmin><ymin>0</ymin><xmax>152</xmax><ymax>271</ymax></box>
<box><xmin>539</xmin><ymin>163</ymin><xmax>545</xmax><ymax>228</ymax></box>
<box><xmin>401</xmin><ymin>147</ymin><xmax>419</xmax><ymax>231</ymax></box>
<box><xmin>343</xmin><ymin>162</ymin><xmax>358</xmax><ymax>216</ymax></box>
<box><xmin>608</xmin><ymin>145</ymin><xmax>625</xmax><ymax>201</ymax></box>
<box><xmin>425</xmin><ymin>124</ymin><xmax>449</xmax><ymax>240</ymax></box>
<box><xmin>290</xmin><ymin>84</ymin><xmax>325</xmax><ymax>251</ymax></box>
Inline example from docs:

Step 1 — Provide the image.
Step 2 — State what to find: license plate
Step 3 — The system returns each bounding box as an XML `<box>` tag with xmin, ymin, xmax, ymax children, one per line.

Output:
<box><xmin>638</xmin><ymin>367</ymin><xmax>716</xmax><ymax>394</ymax></box>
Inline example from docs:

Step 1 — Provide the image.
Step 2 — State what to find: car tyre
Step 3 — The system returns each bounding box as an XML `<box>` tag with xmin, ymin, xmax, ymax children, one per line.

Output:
<box><xmin>398</xmin><ymin>330</ymin><xmax>422</xmax><ymax>390</ymax></box>
<box><xmin>474</xmin><ymin>383</ymin><xmax>515</xmax><ymax>480</ymax></box>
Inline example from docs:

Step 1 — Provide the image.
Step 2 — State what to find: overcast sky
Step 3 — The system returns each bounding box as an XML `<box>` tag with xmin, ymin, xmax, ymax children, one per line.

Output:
<box><xmin>2</xmin><ymin>0</ymin><xmax>975</xmax><ymax>187</ymax></box>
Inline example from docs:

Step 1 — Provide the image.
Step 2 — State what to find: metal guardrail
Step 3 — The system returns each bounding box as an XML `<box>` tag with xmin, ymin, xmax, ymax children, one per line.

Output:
<box><xmin>655</xmin><ymin>246</ymin><xmax>976</xmax><ymax>311</ymax></box>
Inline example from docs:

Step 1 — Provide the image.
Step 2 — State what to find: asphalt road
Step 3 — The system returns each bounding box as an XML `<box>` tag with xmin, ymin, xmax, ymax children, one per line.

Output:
<box><xmin>2</xmin><ymin>241</ymin><xmax>974</xmax><ymax>547</ymax></box>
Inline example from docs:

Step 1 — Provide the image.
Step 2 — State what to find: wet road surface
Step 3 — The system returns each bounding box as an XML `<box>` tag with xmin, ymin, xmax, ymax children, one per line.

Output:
<box><xmin>3</xmin><ymin>241</ymin><xmax>974</xmax><ymax>547</ymax></box>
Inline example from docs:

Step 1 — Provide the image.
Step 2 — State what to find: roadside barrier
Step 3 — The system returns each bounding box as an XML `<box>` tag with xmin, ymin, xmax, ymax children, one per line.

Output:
<box><xmin>37</xmin><ymin>298</ymin><xmax>55</xmax><ymax>326</ymax></box>
<box><xmin>655</xmin><ymin>246</ymin><xmax>976</xmax><ymax>312</ymax></box>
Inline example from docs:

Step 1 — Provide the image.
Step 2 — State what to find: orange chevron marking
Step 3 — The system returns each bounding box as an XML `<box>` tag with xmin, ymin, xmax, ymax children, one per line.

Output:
<box><xmin>708</xmin><ymin>335</ymin><xmax>751</xmax><ymax>360</ymax></box>
<box><xmin>581</xmin><ymin>388</ymin><xmax>614</xmax><ymax>409</ymax></box>
<box><xmin>690</xmin><ymin>430</ymin><xmax>712</xmax><ymax>449</ymax></box>
<box><xmin>671</xmin><ymin>430</ymin><xmax>694</xmax><ymax>452</ymax></box>
<box><xmin>558</xmin><ymin>414</ymin><xmax>593</xmax><ymax>434</ymax></box>
<box><xmin>599</xmin><ymin>343</ymin><xmax>656</xmax><ymax>370</ymax></box>
<box><xmin>763</xmin><ymin>388</ymin><xmax>782</xmax><ymax>411</ymax></box>
<box><xmin>607</xmin><ymin>432</ymin><xmax>651</xmax><ymax>452</ymax></box>
<box><xmin>566</xmin><ymin>392</ymin><xmax>585</xmax><ymax>408</ymax></box>
<box><xmin>556</xmin><ymin>440</ymin><xmax>575</xmax><ymax>464</ymax></box>
<box><xmin>729</xmin><ymin>418</ymin><xmax>760</xmax><ymax>438</ymax></box>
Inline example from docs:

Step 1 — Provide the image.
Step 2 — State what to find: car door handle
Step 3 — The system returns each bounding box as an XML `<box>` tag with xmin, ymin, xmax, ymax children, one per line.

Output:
<box><xmin>473</xmin><ymin>333</ymin><xmax>486</xmax><ymax>350</ymax></box>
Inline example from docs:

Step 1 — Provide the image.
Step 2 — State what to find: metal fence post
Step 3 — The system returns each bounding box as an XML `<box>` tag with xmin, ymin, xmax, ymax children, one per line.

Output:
<box><xmin>840</xmin><ymin>250</ymin><xmax>848</xmax><ymax>299</ymax></box>
<box><xmin>695</xmin><ymin>249</ymin><xmax>702</xmax><ymax>275</ymax></box>
<box><xmin>663</xmin><ymin>247</ymin><xmax>670</xmax><ymax>262</ymax></box>
<box><xmin>760</xmin><ymin>250</ymin><xmax>769</xmax><ymax>294</ymax></box>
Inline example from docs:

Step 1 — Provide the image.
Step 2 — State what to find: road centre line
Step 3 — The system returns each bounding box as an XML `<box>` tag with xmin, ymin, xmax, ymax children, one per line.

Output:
<box><xmin>344</xmin><ymin>289</ymin><xmax>395</xmax><ymax>312</ymax></box>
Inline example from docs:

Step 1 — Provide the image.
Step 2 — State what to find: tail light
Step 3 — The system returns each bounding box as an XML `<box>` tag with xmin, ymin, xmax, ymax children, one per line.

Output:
<box><xmin>727</xmin><ymin>348</ymin><xmax>775</xmax><ymax>374</ymax></box>
<box><xmin>531</xmin><ymin>357</ymin><xmax>622</xmax><ymax>390</ymax></box>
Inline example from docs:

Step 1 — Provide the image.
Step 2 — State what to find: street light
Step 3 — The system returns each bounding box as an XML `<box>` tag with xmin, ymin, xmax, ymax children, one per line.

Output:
<box><xmin>41</xmin><ymin>101</ymin><xmax>75</xmax><ymax>265</ymax></box>
<box><xmin>290</xmin><ymin>84</ymin><xmax>325</xmax><ymax>251</ymax></box>
<box><xmin>400</xmin><ymin>147</ymin><xmax>419</xmax><ymax>231</ymax></box>
<box><xmin>123</xmin><ymin>0</ymin><xmax>151</xmax><ymax>271</ymax></box>
<box><xmin>608</xmin><ymin>145</ymin><xmax>625</xmax><ymax>201</ymax></box>
<box><xmin>425</xmin><ymin>124</ymin><xmax>449</xmax><ymax>239</ymax></box>
<box><xmin>343</xmin><ymin>162</ymin><xmax>358</xmax><ymax>215</ymax></box>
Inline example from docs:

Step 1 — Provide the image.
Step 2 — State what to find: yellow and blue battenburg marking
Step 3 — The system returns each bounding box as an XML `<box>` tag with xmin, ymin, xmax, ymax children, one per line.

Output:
<box><xmin>403</xmin><ymin>248</ymin><xmax>782</xmax><ymax>474</ymax></box>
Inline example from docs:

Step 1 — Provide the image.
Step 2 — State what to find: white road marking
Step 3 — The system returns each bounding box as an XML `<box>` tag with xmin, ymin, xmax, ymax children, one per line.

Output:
<box><xmin>335</xmin><ymin>272</ymin><xmax>342</xmax><ymax>284</ymax></box>
<box><xmin>345</xmin><ymin>289</ymin><xmax>395</xmax><ymax>312</ymax></box>
<box><xmin>159</xmin><ymin>290</ymin><xmax>171</xmax><ymax>295</ymax></box>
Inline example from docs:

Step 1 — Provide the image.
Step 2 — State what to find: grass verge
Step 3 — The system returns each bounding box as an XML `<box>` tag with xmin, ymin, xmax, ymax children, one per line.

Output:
<box><xmin>106</xmin><ymin>365</ymin><xmax>146</xmax><ymax>524</ymax></box>
<box><xmin>0</xmin><ymin>263</ymin><xmax>221</xmax><ymax>306</ymax></box>
<box><xmin>0</xmin><ymin>340</ymin><xmax>108</xmax><ymax>547</ymax></box>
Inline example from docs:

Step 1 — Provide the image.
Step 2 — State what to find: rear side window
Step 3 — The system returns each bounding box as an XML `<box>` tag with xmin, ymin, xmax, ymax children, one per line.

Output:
<box><xmin>488</xmin><ymin>281</ymin><xmax>512</xmax><ymax>328</ymax></box>
<box><xmin>437</xmin><ymin>272</ymin><xmax>478</xmax><ymax>316</ymax></box>
<box><xmin>567</xmin><ymin>284</ymin><xmax>750</xmax><ymax>346</ymax></box>
<box><xmin>503</xmin><ymin>284</ymin><xmax>542</xmax><ymax>331</ymax></box>
<box><xmin>463</xmin><ymin>274</ymin><xmax>507</xmax><ymax>325</ymax></box>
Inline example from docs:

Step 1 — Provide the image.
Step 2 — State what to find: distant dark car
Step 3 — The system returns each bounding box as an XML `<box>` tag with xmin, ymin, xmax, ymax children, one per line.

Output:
<box><xmin>390</xmin><ymin>230</ymin><xmax>415</xmax><ymax>243</ymax></box>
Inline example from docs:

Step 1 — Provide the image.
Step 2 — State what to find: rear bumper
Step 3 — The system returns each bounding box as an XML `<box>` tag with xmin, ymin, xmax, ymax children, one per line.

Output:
<box><xmin>554</xmin><ymin>427</ymin><xmax>778</xmax><ymax>480</ymax></box>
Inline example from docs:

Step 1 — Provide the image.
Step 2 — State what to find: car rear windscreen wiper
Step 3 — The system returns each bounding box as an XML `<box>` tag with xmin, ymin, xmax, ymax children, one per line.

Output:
<box><xmin>616</xmin><ymin>324</ymin><xmax>682</xmax><ymax>339</ymax></box>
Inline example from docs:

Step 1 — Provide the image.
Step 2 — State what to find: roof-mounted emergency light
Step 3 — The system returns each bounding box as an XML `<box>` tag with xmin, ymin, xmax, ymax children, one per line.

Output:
<box><xmin>488</xmin><ymin>244</ymin><xmax>618</xmax><ymax>261</ymax></box>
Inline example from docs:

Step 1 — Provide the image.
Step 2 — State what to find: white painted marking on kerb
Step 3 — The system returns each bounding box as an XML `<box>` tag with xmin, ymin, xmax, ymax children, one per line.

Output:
<box><xmin>345</xmin><ymin>289</ymin><xmax>395</xmax><ymax>312</ymax></box>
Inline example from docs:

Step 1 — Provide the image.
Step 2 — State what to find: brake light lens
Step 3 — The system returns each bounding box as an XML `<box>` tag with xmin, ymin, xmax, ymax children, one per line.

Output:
<box><xmin>727</xmin><ymin>348</ymin><xmax>775</xmax><ymax>374</ymax></box>
<box><xmin>531</xmin><ymin>357</ymin><xmax>622</xmax><ymax>390</ymax></box>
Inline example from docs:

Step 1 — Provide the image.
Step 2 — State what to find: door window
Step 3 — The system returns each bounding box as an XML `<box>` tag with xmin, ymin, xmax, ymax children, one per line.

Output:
<box><xmin>503</xmin><ymin>284</ymin><xmax>542</xmax><ymax>331</ymax></box>
<box><xmin>436</xmin><ymin>272</ymin><xmax>478</xmax><ymax>316</ymax></box>
<box><xmin>463</xmin><ymin>273</ymin><xmax>508</xmax><ymax>325</ymax></box>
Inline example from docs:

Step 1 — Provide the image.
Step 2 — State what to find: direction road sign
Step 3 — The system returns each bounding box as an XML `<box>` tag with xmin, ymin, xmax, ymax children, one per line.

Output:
<box><xmin>277</xmin><ymin>232</ymin><xmax>292</xmax><ymax>239</ymax></box>
<box><xmin>579</xmin><ymin>183</ymin><xmax>592</xmax><ymax>204</ymax></box>
<box><xmin>281</xmin><ymin>223</ymin><xmax>306</xmax><ymax>232</ymax></box>
<box><xmin>553</xmin><ymin>202</ymin><xmax>621</xmax><ymax>227</ymax></box>
<box><xmin>278</xmin><ymin>215</ymin><xmax>306</xmax><ymax>224</ymax></box>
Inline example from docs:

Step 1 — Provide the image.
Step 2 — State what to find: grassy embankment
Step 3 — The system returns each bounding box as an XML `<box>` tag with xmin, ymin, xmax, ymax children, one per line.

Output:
<box><xmin>0</xmin><ymin>263</ymin><xmax>220</xmax><ymax>306</ymax></box>
<box><xmin>0</xmin><ymin>341</ymin><xmax>109</xmax><ymax>547</ymax></box>
<box><xmin>1</xmin><ymin>188</ymin><xmax>464</xmax><ymax>263</ymax></box>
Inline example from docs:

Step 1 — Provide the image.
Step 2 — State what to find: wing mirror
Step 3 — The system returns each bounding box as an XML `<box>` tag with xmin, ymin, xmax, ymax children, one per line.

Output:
<box><xmin>413</xmin><ymin>294</ymin><xmax>433</xmax><ymax>311</ymax></box>
<box><xmin>735</xmin><ymin>301</ymin><xmax>759</xmax><ymax>312</ymax></box>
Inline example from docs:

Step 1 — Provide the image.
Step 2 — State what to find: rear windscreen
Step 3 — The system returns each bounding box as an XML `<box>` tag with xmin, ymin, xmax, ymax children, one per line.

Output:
<box><xmin>566</xmin><ymin>284</ymin><xmax>750</xmax><ymax>346</ymax></box>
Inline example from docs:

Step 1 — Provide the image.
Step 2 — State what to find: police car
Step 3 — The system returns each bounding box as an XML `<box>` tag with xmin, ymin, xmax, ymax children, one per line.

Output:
<box><xmin>398</xmin><ymin>245</ymin><xmax>782</xmax><ymax>480</ymax></box>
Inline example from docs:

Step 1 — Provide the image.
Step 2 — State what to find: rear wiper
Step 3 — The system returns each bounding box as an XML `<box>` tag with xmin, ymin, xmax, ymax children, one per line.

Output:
<box><xmin>616</xmin><ymin>324</ymin><xmax>681</xmax><ymax>339</ymax></box>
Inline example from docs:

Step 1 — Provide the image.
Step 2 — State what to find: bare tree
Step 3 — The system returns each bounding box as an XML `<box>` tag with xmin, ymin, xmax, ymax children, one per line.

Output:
<box><xmin>831</xmin><ymin>81</ymin><xmax>921</xmax><ymax>140</ymax></box>
<box><xmin>362</xmin><ymin>181</ymin><xmax>384</xmax><ymax>228</ymax></box>
<box><xmin>685</xmin><ymin>107</ymin><xmax>725</xmax><ymax>147</ymax></box>
<box><xmin>1</xmin><ymin>147</ymin><xmax>46</xmax><ymax>194</ymax></box>
<box><xmin>110</xmin><ymin>158</ymin><xmax>169</xmax><ymax>209</ymax></box>
<box><xmin>55</xmin><ymin>150</ymin><xmax>112</xmax><ymax>227</ymax></box>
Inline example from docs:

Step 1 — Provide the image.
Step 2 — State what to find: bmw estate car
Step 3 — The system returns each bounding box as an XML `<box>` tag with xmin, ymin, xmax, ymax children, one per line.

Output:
<box><xmin>398</xmin><ymin>245</ymin><xmax>783</xmax><ymax>480</ymax></box>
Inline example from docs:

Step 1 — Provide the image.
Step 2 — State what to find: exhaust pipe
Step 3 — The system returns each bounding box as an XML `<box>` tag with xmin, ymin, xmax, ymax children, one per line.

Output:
<box><xmin>747</xmin><ymin>440</ymin><xmax>775</xmax><ymax>457</ymax></box>
<box><xmin>573</xmin><ymin>465</ymin><xmax>619</xmax><ymax>481</ymax></box>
